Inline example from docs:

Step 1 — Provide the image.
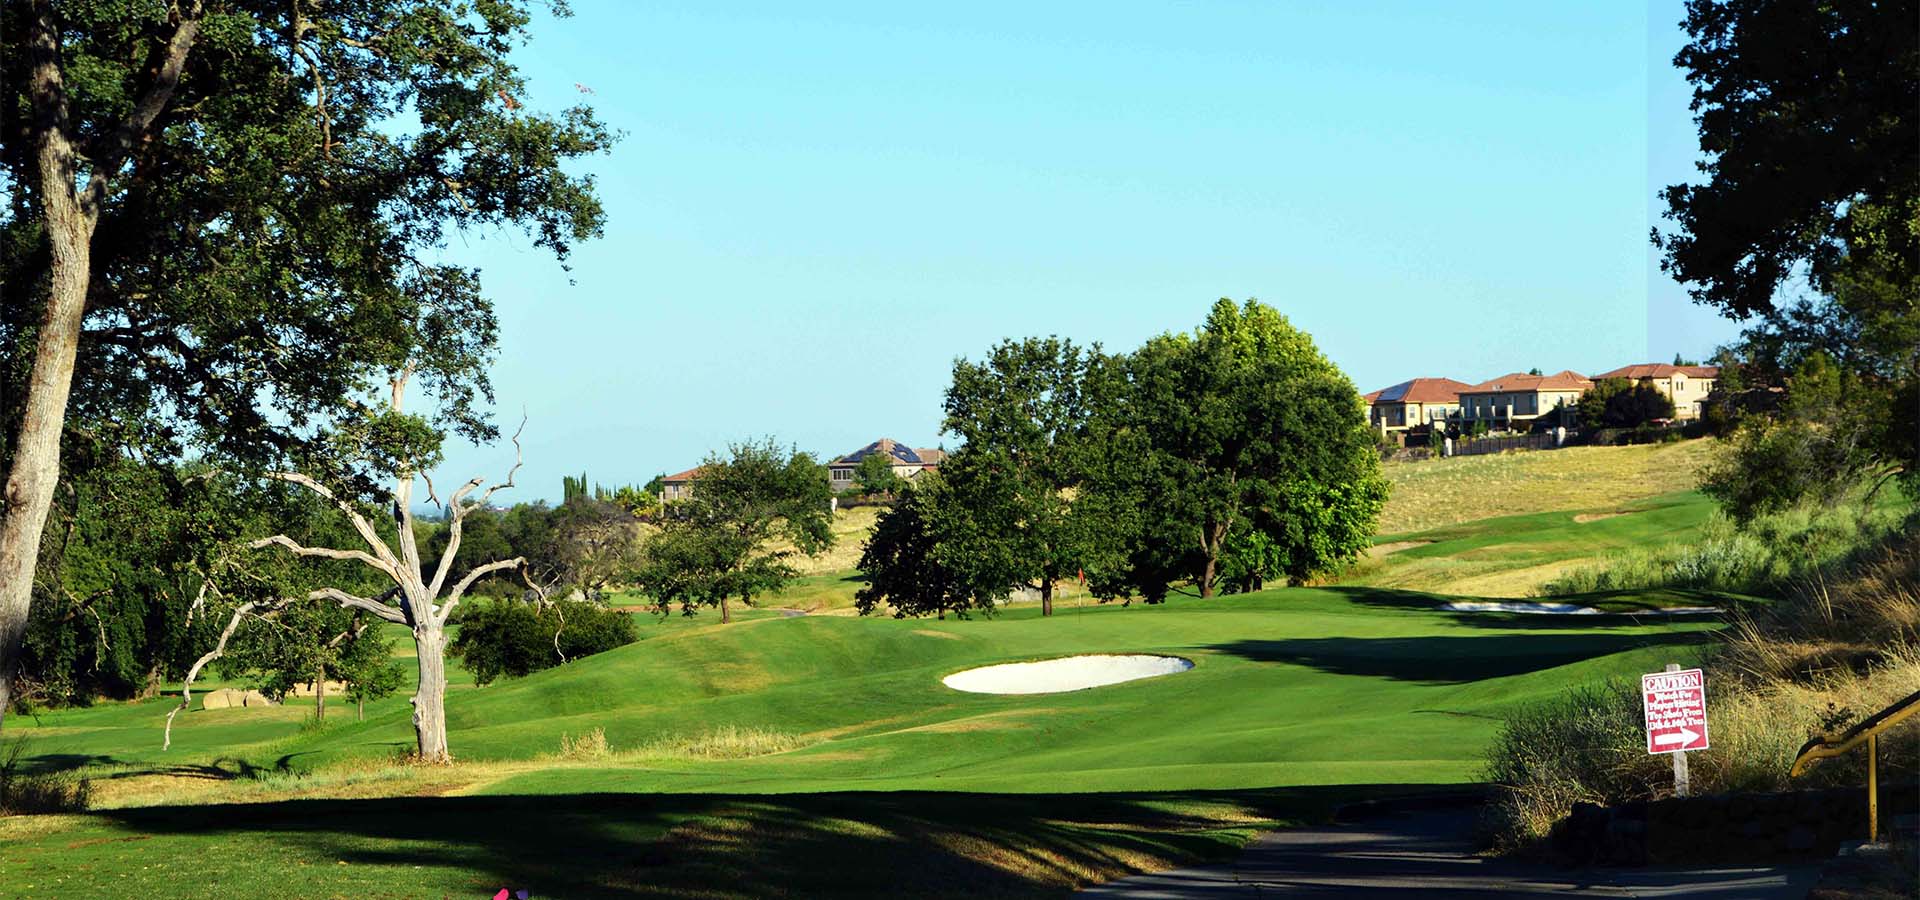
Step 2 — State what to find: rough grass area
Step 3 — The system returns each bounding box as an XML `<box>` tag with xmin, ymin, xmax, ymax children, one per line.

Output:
<box><xmin>1482</xmin><ymin>525</ymin><xmax>1920</xmax><ymax>851</ymax></box>
<box><xmin>0</xmin><ymin>738</ymin><xmax>90</xmax><ymax>817</ymax></box>
<box><xmin>1344</xmin><ymin>491</ymin><xmax>1723</xmax><ymax>598</ymax></box>
<box><xmin>783</xmin><ymin>505</ymin><xmax>883</xmax><ymax>575</ymax></box>
<box><xmin>1378</xmin><ymin>439</ymin><xmax>1714</xmax><ymax>535</ymax></box>
<box><xmin>1536</xmin><ymin>497</ymin><xmax>1910</xmax><ymax>598</ymax></box>
<box><xmin>634</xmin><ymin>724</ymin><xmax>810</xmax><ymax>760</ymax></box>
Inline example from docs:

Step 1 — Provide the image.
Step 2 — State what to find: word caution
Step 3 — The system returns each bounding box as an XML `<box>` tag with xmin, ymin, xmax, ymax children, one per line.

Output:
<box><xmin>1642</xmin><ymin>667</ymin><xmax>1709</xmax><ymax>754</ymax></box>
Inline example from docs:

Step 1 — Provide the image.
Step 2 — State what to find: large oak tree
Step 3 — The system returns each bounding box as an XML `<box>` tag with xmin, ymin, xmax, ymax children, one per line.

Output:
<box><xmin>0</xmin><ymin>0</ymin><xmax>611</xmax><ymax>726</ymax></box>
<box><xmin>1084</xmin><ymin>299</ymin><xmax>1386</xmax><ymax>600</ymax></box>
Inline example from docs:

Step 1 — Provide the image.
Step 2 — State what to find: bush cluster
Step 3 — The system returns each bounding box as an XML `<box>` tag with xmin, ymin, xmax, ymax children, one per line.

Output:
<box><xmin>450</xmin><ymin>600</ymin><xmax>638</xmax><ymax>686</ymax></box>
<box><xmin>1488</xmin><ymin>525</ymin><xmax>1920</xmax><ymax>852</ymax></box>
<box><xmin>1535</xmin><ymin>502</ymin><xmax>1904</xmax><ymax>597</ymax></box>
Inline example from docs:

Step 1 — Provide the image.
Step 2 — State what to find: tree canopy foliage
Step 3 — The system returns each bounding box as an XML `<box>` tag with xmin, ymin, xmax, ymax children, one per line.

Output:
<box><xmin>638</xmin><ymin>440</ymin><xmax>833</xmax><ymax>623</ymax></box>
<box><xmin>1658</xmin><ymin>0</ymin><xmax>1918</xmax><ymax>514</ymax></box>
<box><xmin>858</xmin><ymin>300</ymin><xmax>1387</xmax><ymax>616</ymax></box>
<box><xmin>1578</xmin><ymin>379</ymin><xmax>1676</xmax><ymax>429</ymax></box>
<box><xmin>0</xmin><ymin>0</ymin><xmax>614</xmax><ymax>725</ymax></box>
<box><xmin>1083</xmin><ymin>299</ymin><xmax>1387</xmax><ymax>600</ymax></box>
<box><xmin>1655</xmin><ymin>0</ymin><xmax>1917</xmax><ymax>322</ymax></box>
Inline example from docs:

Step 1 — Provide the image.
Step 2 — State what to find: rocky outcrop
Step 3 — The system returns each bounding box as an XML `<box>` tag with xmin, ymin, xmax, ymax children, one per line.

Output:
<box><xmin>200</xmin><ymin>688</ymin><xmax>278</xmax><ymax>710</ymax></box>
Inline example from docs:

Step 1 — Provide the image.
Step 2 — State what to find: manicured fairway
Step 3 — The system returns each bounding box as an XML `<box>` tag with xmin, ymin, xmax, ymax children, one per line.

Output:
<box><xmin>1349</xmin><ymin>490</ymin><xmax>1720</xmax><ymax>597</ymax></box>
<box><xmin>1</xmin><ymin>581</ymin><xmax>1721</xmax><ymax>898</ymax></box>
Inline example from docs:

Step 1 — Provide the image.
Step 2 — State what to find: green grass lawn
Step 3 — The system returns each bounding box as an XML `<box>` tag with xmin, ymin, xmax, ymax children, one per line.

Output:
<box><xmin>1</xmin><ymin>575</ymin><xmax>1720</xmax><ymax>897</ymax></box>
<box><xmin>1346</xmin><ymin>490</ymin><xmax>1722</xmax><ymax>597</ymax></box>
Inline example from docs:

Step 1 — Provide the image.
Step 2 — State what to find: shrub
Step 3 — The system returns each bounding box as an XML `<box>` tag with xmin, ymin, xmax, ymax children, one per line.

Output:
<box><xmin>558</xmin><ymin>727</ymin><xmax>611</xmax><ymax>760</ymax></box>
<box><xmin>1479</xmin><ymin>681</ymin><xmax>1660</xmax><ymax>850</ymax></box>
<box><xmin>1534</xmin><ymin>502</ymin><xmax>1902</xmax><ymax>597</ymax></box>
<box><xmin>1489</xmin><ymin>528</ymin><xmax>1920</xmax><ymax>853</ymax></box>
<box><xmin>450</xmin><ymin>600</ymin><xmax>638</xmax><ymax>686</ymax></box>
<box><xmin>0</xmin><ymin>738</ymin><xmax>90</xmax><ymax>816</ymax></box>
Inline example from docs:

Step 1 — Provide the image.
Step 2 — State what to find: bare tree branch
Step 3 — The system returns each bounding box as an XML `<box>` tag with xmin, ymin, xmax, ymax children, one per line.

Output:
<box><xmin>436</xmin><ymin>556</ymin><xmax>525</xmax><ymax>625</ymax></box>
<box><xmin>249</xmin><ymin>534</ymin><xmax>397</xmax><ymax>577</ymax></box>
<box><xmin>263</xmin><ymin>471</ymin><xmax>405</xmax><ymax>573</ymax></box>
<box><xmin>164</xmin><ymin>597</ymin><xmax>289</xmax><ymax>750</ymax></box>
<box><xmin>427</xmin><ymin>416</ymin><xmax>524</xmax><ymax>597</ymax></box>
<box><xmin>311</xmin><ymin>586</ymin><xmax>407</xmax><ymax>624</ymax></box>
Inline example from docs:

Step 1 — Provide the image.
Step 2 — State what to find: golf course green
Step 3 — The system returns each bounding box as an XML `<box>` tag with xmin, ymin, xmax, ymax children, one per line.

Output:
<box><xmin>0</xmin><ymin>493</ymin><xmax>1736</xmax><ymax>897</ymax></box>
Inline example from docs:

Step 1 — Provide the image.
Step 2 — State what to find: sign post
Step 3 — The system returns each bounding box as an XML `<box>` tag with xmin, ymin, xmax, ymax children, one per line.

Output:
<box><xmin>1643</xmin><ymin>664</ymin><xmax>1709</xmax><ymax>797</ymax></box>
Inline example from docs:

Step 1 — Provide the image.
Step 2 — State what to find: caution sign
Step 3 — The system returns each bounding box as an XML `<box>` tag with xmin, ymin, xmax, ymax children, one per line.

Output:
<box><xmin>1642</xmin><ymin>667</ymin><xmax>1709</xmax><ymax>754</ymax></box>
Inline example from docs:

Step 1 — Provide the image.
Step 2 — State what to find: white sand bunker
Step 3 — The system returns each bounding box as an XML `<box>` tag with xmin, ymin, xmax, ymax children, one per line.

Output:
<box><xmin>1440</xmin><ymin>601</ymin><xmax>1720</xmax><ymax>616</ymax></box>
<box><xmin>942</xmin><ymin>654</ymin><xmax>1194</xmax><ymax>695</ymax></box>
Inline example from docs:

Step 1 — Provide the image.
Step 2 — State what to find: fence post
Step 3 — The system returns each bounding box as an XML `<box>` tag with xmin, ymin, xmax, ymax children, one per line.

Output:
<box><xmin>1667</xmin><ymin>663</ymin><xmax>1691</xmax><ymax>797</ymax></box>
<box><xmin>1868</xmin><ymin>733</ymin><xmax>1878</xmax><ymax>842</ymax></box>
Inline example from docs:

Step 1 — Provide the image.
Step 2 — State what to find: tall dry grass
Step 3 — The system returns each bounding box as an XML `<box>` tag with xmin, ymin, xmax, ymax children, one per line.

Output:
<box><xmin>1534</xmin><ymin>502</ymin><xmax>1905</xmax><ymax>597</ymax></box>
<box><xmin>1377</xmin><ymin>439</ymin><xmax>1714</xmax><ymax>535</ymax></box>
<box><xmin>0</xmin><ymin>737</ymin><xmax>90</xmax><ymax>816</ymax></box>
<box><xmin>1485</xmin><ymin>523</ymin><xmax>1920</xmax><ymax>851</ymax></box>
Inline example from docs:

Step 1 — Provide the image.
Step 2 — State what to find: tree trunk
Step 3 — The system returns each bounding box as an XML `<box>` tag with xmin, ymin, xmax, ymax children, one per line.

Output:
<box><xmin>1197</xmin><ymin>518</ymin><xmax>1230</xmax><ymax>599</ymax></box>
<box><xmin>357</xmin><ymin>696</ymin><xmax>364</xmax><ymax>722</ymax></box>
<box><xmin>720</xmin><ymin>595</ymin><xmax>731</xmax><ymax>624</ymax></box>
<box><xmin>313</xmin><ymin>669</ymin><xmax>326</xmax><ymax>722</ymax></box>
<box><xmin>1040</xmin><ymin>580</ymin><xmax>1053</xmax><ymax>617</ymax></box>
<box><xmin>0</xmin><ymin>154</ymin><xmax>94</xmax><ymax>733</ymax></box>
<box><xmin>410</xmin><ymin>624</ymin><xmax>450</xmax><ymax>763</ymax></box>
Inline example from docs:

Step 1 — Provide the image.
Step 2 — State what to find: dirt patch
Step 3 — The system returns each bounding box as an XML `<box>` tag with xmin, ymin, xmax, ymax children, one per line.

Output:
<box><xmin>911</xmin><ymin>629</ymin><xmax>963</xmax><ymax>640</ymax></box>
<box><xmin>1367</xmin><ymin>541</ymin><xmax>1428</xmax><ymax>558</ymax></box>
<box><xmin>1573</xmin><ymin>511</ymin><xmax>1629</xmax><ymax>524</ymax></box>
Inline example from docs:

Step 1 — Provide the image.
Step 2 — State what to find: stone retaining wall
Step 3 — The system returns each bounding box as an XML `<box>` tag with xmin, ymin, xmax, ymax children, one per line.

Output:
<box><xmin>1551</xmin><ymin>785</ymin><xmax>1919</xmax><ymax>865</ymax></box>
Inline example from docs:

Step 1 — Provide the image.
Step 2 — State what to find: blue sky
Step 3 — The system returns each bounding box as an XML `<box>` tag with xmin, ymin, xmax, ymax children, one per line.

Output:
<box><xmin>429</xmin><ymin>1</ymin><xmax>1741</xmax><ymax>501</ymax></box>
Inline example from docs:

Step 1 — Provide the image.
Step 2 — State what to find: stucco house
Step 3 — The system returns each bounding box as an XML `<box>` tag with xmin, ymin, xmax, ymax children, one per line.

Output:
<box><xmin>1456</xmin><ymin>370</ymin><xmax>1592</xmax><ymax>428</ymax></box>
<box><xmin>1592</xmin><ymin>363</ymin><xmax>1720</xmax><ymax>419</ymax></box>
<box><xmin>827</xmin><ymin>439</ymin><xmax>945</xmax><ymax>492</ymax></box>
<box><xmin>657</xmin><ymin>466</ymin><xmax>702</xmax><ymax>502</ymax></box>
<box><xmin>1362</xmin><ymin>377</ymin><xmax>1474</xmax><ymax>432</ymax></box>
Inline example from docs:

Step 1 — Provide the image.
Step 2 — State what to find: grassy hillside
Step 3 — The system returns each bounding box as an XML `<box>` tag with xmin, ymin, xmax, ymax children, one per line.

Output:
<box><xmin>1377</xmin><ymin>438</ymin><xmax>1714</xmax><ymax>535</ymax></box>
<box><xmin>1349</xmin><ymin>491</ymin><xmax>1721</xmax><ymax>598</ymax></box>
<box><xmin>2</xmin><ymin>582</ymin><xmax>1720</xmax><ymax>897</ymax></box>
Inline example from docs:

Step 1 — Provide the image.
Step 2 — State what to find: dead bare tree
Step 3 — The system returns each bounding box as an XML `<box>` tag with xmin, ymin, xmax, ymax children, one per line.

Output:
<box><xmin>241</xmin><ymin>370</ymin><xmax>525</xmax><ymax>762</ymax></box>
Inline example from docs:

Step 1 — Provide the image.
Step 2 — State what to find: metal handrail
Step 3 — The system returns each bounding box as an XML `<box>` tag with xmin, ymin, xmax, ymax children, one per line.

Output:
<box><xmin>1789</xmin><ymin>687</ymin><xmax>1920</xmax><ymax>843</ymax></box>
<box><xmin>1790</xmin><ymin>688</ymin><xmax>1920</xmax><ymax>778</ymax></box>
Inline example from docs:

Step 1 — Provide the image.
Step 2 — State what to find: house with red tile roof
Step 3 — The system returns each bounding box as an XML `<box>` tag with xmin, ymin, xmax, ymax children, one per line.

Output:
<box><xmin>1362</xmin><ymin>377</ymin><xmax>1474</xmax><ymax>432</ymax></box>
<box><xmin>1457</xmin><ymin>370</ymin><xmax>1592</xmax><ymax>428</ymax></box>
<box><xmin>657</xmin><ymin>465</ymin><xmax>704</xmax><ymax>502</ymax></box>
<box><xmin>1592</xmin><ymin>363</ymin><xmax>1721</xmax><ymax>419</ymax></box>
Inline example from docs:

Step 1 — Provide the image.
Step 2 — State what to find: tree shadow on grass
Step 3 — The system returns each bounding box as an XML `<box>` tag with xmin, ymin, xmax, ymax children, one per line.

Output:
<box><xmin>79</xmin><ymin>785</ymin><xmax>1434</xmax><ymax>899</ymax></box>
<box><xmin>1317</xmin><ymin>586</ymin><xmax>1734</xmax><ymax>631</ymax></box>
<box><xmin>1206</xmin><ymin>630</ymin><xmax>1710</xmax><ymax>684</ymax></box>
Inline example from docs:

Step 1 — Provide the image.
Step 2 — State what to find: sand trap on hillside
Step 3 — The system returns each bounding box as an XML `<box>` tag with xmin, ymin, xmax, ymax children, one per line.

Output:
<box><xmin>1573</xmin><ymin>511</ymin><xmax>1630</xmax><ymax>523</ymax></box>
<box><xmin>1368</xmin><ymin>541</ymin><xmax>1429</xmax><ymax>558</ymax></box>
<box><xmin>1440</xmin><ymin>601</ymin><xmax>1721</xmax><ymax>616</ymax></box>
<box><xmin>942</xmin><ymin>655</ymin><xmax>1194</xmax><ymax>695</ymax></box>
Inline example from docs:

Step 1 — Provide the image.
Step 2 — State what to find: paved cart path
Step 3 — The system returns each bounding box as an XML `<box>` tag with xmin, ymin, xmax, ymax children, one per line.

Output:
<box><xmin>1081</xmin><ymin>807</ymin><xmax>1821</xmax><ymax>898</ymax></box>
